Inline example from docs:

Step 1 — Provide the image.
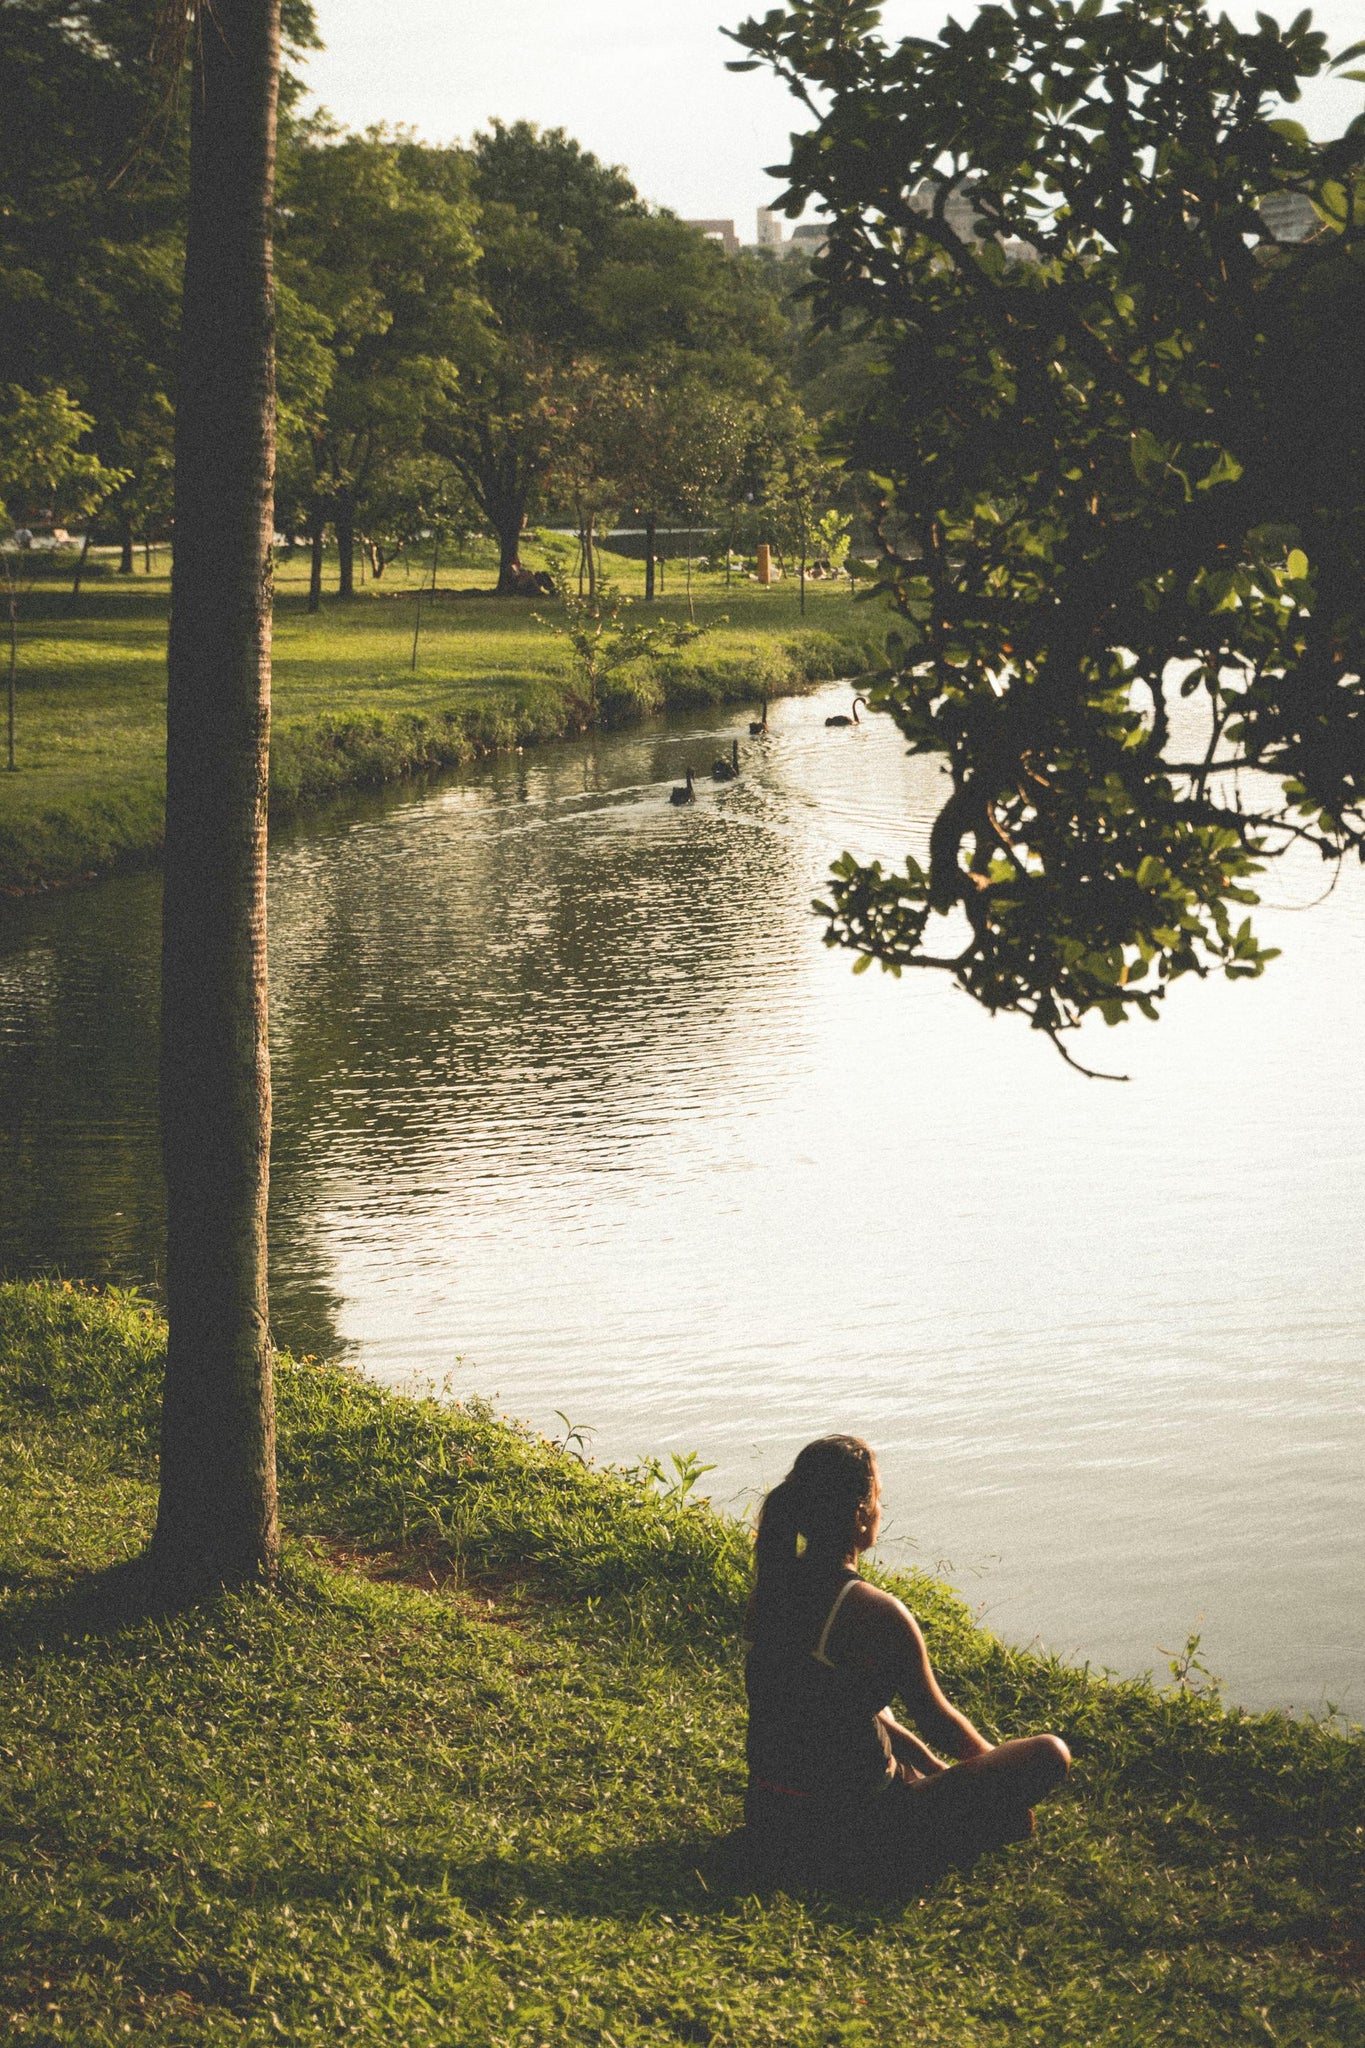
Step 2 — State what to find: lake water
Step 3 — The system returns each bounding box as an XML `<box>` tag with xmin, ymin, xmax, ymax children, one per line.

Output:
<box><xmin>2</xmin><ymin>680</ymin><xmax>1362</xmax><ymax>1716</ymax></box>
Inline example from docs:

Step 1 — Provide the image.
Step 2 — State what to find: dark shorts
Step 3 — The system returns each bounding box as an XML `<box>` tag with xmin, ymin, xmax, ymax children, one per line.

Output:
<box><xmin>745</xmin><ymin>1764</ymin><xmax>1033</xmax><ymax>1893</ymax></box>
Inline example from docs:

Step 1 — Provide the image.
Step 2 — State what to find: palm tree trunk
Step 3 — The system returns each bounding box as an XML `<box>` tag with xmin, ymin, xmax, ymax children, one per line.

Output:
<box><xmin>154</xmin><ymin>0</ymin><xmax>281</xmax><ymax>1592</ymax></box>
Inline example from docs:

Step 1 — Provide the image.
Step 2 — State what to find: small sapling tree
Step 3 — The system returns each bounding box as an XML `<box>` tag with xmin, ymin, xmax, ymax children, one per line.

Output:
<box><xmin>536</xmin><ymin>568</ymin><xmax>703</xmax><ymax>728</ymax></box>
<box><xmin>812</xmin><ymin>507</ymin><xmax>852</xmax><ymax>584</ymax></box>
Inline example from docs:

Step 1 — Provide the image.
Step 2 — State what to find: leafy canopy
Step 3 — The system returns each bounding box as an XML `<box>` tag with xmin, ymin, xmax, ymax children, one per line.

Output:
<box><xmin>0</xmin><ymin>385</ymin><xmax>124</xmax><ymax>529</ymax></box>
<box><xmin>0</xmin><ymin>0</ymin><xmax>319</xmax><ymax>535</ymax></box>
<box><xmin>731</xmin><ymin>0</ymin><xmax>1365</xmax><ymax>1071</ymax></box>
<box><xmin>426</xmin><ymin>121</ymin><xmax>792</xmax><ymax>575</ymax></box>
<box><xmin>275</xmin><ymin>125</ymin><xmax>482</xmax><ymax>532</ymax></box>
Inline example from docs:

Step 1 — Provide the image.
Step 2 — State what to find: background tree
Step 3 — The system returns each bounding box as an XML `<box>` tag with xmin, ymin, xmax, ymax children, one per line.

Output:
<box><xmin>613</xmin><ymin>372</ymin><xmax>680</xmax><ymax>601</ymax></box>
<box><xmin>541</xmin><ymin>358</ymin><xmax>633</xmax><ymax>598</ymax></box>
<box><xmin>732</xmin><ymin>0</ymin><xmax>1365</xmax><ymax>1071</ymax></box>
<box><xmin>270</xmin><ymin>262</ymin><xmax>335</xmax><ymax>608</ymax></box>
<box><xmin>0</xmin><ymin>0</ymin><xmax>185</xmax><ymax>572</ymax></box>
<box><xmin>755</xmin><ymin>397</ymin><xmax>843</xmax><ymax>614</ymax></box>
<box><xmin>349</xmin><ymin>449</ymin><xmax>477</xmax><ymax>581</ymax></box>
<box><xmin>427</xmin><ymin>120</ymin><xmax>788</xmax><ymax>592</ymax></box>
<box><xmin>657</xmin><ymin>377</ymin><xmax>761</xmax><ymax>620</ymax></box>
<box><xmin>593</xmin><ymin>366</ymin><xmax>762</xmax><ymax>611</ymax></box>
<box><xmin>0</xmin><ymin>384</ymin><xmax>124</xmax><ymax>771</ymax></box>
<box><xmin>278</xmin><ymin>126</ymin><xmax>482</xmax><ymax>599</ymax></box>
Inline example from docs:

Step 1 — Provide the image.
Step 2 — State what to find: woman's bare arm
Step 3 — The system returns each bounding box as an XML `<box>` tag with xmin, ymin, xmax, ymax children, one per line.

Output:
<box><xmin>832</xmin><ymin>1582</ymin><xmax>994</xmax><ymax>1761</ymax></box>
<box><xmin>877</xmin><ymin>1709</ymin><xmax>949</xmax><ymax>1774</ymax></box>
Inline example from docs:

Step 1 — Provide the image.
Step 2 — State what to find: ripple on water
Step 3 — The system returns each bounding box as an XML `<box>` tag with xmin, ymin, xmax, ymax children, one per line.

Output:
<box><xmin>1</xmin><ymin>682</ymin><xmax>1363</xmax><ymax>1711</ymax></box>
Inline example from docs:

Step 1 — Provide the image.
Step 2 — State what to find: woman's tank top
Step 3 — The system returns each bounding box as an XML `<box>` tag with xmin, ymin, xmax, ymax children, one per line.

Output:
<box><xmin>745</xmin><ymin>1565</ymin><xmax>895</xmax><ymax>1817</ymax></box>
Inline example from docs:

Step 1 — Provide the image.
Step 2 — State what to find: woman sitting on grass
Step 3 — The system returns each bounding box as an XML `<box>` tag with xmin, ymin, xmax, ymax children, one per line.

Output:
<box><xmin>745</xmin><ymin>1435</ymin><xmax>1070</xmax><ymax>1890</ymax></box>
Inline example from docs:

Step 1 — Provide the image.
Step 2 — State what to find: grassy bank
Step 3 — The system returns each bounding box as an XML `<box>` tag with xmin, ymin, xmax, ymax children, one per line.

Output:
<box><xmin>0</xmin><ymin>546</ymin><xmax>881</xmax><ymax>892</ymax></box>
<box><xmin>2</xmin><ymin>1280</ymin><xmax>1363</xmax><ymax>2045</ymax></box>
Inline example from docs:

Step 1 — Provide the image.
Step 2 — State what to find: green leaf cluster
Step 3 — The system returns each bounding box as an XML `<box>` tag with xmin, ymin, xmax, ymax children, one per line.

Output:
<box><xmin>732</xmin><ymin>0</ymin><xmax>1365</xmax><ymax>1058</ymax></box>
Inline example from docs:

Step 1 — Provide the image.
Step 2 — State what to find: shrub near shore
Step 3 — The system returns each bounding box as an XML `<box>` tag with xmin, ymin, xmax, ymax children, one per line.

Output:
<box><xmin>0</xmin><ymin>549</ymin><xmax>879</xmax><ymax>892</ymax></box>
<box><xmin>2</xmin><ymin>1278</ymin><xmax>1364</xmax><ymax>2045</ymax></box>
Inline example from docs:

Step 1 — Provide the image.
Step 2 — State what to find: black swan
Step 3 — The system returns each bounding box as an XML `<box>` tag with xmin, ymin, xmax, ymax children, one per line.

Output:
<box><xmin>711</xmin><ymin>738</ymin><xmax>740</xmax><ymax>782</ymax></box>
<box><xmin>669</xmin><ymin>767</ymin><xmax>697</xmax><ymax>806</ymax></box>
<box><xmin>825</xmin><ymin>694</ymin><xmax>868</xmax><ymax>728</ymax></box>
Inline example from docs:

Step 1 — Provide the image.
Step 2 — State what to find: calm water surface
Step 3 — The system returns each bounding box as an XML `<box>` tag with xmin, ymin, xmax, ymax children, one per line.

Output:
<box><xmin>3</xmin><ymin>681</ymin><xmax>1362</xmax><ymax>1714</ymax></box>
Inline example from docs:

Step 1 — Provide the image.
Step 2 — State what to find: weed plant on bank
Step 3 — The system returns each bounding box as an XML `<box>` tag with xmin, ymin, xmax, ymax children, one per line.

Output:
<box><xmin>2</xmin><ymin>1279</ymin><xmax>1364</xmax><ymax>2045</ymax></box>
<box><xmin>0</xmin><ymin>543</ymin><xmax>880</xmax><ymax>892</ymax></box>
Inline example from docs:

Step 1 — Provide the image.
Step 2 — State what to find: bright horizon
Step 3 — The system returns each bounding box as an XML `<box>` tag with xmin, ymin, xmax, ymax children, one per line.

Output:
<box><xmin>301</xmin><ymin>1</ymin><xmax>1365</xmax><ymax>236</ymax></box>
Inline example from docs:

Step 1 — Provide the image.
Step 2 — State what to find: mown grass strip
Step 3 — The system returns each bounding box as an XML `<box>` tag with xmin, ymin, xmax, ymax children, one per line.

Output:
<box><xmin>2</xmin><ymin>1278</ymin><xmax>1363</xmax><ymax>2045</ymax></box>
<box><xmin>0</xmin><ymin>552</ymin><xmax>880</xmax><ymax>891</ymax></box>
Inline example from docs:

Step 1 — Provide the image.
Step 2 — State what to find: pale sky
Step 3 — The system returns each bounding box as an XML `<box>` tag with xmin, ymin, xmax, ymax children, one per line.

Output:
<box><xmin>301</xmin><ymin>2</ymin><xmax>1365</xmax><ymax>235</ymax></box>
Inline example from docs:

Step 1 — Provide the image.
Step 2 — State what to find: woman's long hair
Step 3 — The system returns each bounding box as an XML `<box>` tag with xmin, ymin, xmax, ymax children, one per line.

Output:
<box><xmin>750</xmin><ymin>1435</ymin><xmax>878</xmax><ymax>1630</ymax></box>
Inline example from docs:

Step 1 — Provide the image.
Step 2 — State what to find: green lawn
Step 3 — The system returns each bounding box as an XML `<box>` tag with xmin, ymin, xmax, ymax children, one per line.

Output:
<box><xmin>0</xmin><ymin>544</ymin><xmax>879</xmax><ymax>890</ymax></box>
<box><xmin>3</xmin><ymin>1279</ymin><xmax>1364</xmax><ymax>2046</ymax></box>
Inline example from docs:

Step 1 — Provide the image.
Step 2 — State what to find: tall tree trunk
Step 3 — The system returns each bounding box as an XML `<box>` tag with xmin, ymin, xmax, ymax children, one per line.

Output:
<box><xmin>644</xmin><ymin>512</ymin><xmax>656</xmax><ymax>601</ymax></box>
<box><xmin>494</xmin><ymin>506</ymin><xmax>525</xmax><ymax>593</ymax></box>
<box><xmin>308</xmin><ymin>495</ymin><xmax>324</xmax><ymax>614</ymax></box>
<box><xmin>5</xmin><ymin>585</ymin><xmax>16</xmax><ymax>772</ymax></box>
<box><xmin>119</xmin><ymin>517</ymin><xmax>135</xmax><ymax>575</ymax></box>
<box><xmin>70</xmin><ymin>531</ymin><xmax>91</xmax><ymax>606</ymax></box>
<box><xmin>154</xmin><ymin>0</ymin><xmax>280</xmax><ymax>1592</ymax></box>
<box><xmin>336</xmin><ymin>484</ymin><xmax>355</xmax><ymax>598</ymax></box>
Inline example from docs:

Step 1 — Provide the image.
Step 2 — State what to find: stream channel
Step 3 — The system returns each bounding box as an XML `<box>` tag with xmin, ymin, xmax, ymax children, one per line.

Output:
<box><xmin>2</xmin><ymin>680</ymin><xmax>1363</xmax><ymax>1714</ymax></box>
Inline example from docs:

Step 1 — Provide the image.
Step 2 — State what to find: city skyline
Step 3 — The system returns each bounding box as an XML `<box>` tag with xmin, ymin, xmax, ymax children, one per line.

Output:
<box><xmin>302</xmin><ymin>1</ymin><xmax>1365</xmax><ymax>230</ymax></box>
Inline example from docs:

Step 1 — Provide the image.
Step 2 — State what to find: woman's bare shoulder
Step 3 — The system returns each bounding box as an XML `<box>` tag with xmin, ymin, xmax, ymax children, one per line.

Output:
<box><xmin>834</xmin><ymin>1579</ymin><xmax>923</xmax><ymax>1658</ymax></box>
<box><xmin>845</xmin><ymin>1578</ymin><xmax>917</xmax><ymax>1623</ymax></box>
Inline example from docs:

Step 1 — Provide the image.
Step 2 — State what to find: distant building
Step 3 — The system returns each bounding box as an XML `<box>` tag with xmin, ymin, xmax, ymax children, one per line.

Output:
<box><xmin>756</xmin><ymin>207</ymin><xmax>786</xmax><ymax>253</ymax></box>
<box><xmin>906</xmin><ymin>175</ymin><xmax>1035</xmax><ymax>263</ymax></box>
<box><xmin>1258</xmin><ymin>191</ymin><xmax>1318</xmax><ymax>244</ymax></box>
<box><xmin>754</xmin><ymin>208</ymin><xmax>831</xmax><ymax>258</ymax></box>
<box><xmin>907</xmin><ymin>174</ymin><xmax>985</xmax><ymax>243</ymax></box>
<box><xmin>684</xmin><ymin>218</ymin><xmax>740</xmax><ymax>255</ymax></box>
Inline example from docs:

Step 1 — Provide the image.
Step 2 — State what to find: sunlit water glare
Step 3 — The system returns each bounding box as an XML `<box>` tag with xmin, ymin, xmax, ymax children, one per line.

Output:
<box><xmin>3</xmin><ymin>680</ymin><xmax>1362</xmax><ymax>1713</ymax></box>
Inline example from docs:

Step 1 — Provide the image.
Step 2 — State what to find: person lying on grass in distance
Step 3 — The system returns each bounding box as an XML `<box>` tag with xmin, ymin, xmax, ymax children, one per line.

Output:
<box><xmin>743</xmin><ymin>1434</ymin><xmax>1070</xmax><ymax>1891</ymax></box>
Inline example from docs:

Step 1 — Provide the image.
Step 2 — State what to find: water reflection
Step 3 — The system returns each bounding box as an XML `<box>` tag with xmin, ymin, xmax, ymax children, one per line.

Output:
<box><xmin>1</xmin><ymin>683</ymin><xmax>1362</xmax><ymax>1714</ymax></box>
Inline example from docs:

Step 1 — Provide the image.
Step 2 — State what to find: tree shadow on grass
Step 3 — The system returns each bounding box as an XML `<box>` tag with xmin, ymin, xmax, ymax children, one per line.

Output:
<box><xmin>456</xmin><ymin>1832</ymin><xmax>993</xmax><ymax>1924</ymax></box>
<box><xmin>196</xmin><ymin>1833</ymin><xmax>943</xmax><ymax>1932</ymax></box>
<box><xmin>0</xmin><ymin>1550</ymin><xmax>260</xmax><ymax>1650</ymax></box>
